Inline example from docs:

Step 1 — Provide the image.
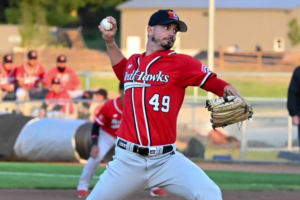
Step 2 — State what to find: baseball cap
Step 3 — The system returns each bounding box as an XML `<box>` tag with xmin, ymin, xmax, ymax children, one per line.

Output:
<box><xmin>3</xmin><ymin>54</ymin><xmax>13</xmax><ymax>63</ymax></box>
<box><xmin>57</xmin><ymin>54</ymin><xmax>67</xmax><ymax>63</ymax></box>
<box><xmin>51</xmin><ymin>78</ymin><xmax>60</xmax><ymax>85</ymax></box>
<box><xmin>148</xmin><ymin>10</ymin><xmax>187</xmax><ymax>32</ymax></box>
<box><xmin>28</xmin><ymin>50</ymin><xmax>37</xmax><ymax>59</ymax></box>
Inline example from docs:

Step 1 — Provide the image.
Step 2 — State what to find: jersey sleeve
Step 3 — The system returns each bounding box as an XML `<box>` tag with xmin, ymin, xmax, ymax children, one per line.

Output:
<box><xmin>94</xmin><ymin>105</ymin><xmax>107</xmax><ymax>127</ymax></box>
<box><xmin>43</xmin><ymin>69</ymin><xmax>54</xmax><ymax>88</ymax></box>
<box><xmin>178</xmin><ymin>55</ymin><xmax>215</xmax><ymax>88</ymax></box>
<box><xmin>113</xmin><ymin>58</ymin><xmax>128</xmax><ymax>83</ymax></box>
<box><xmin>178</xmin><ymin>55</ymin><xmax>229</xmax><ymax>97</ymax></box>
<box><xmin>71</xmin><ymin>70</ymin><xmax>81</xmax><ymax>89</ymax></box>
<box><xmin>16</xmin><ymin>66</ymin><xmax>24</xmax><ymax>81</ymax></box>
<box><xmin>39</xmin><ymin>66</ymin><xmax>46</xmax><ymax>84</ymax></box>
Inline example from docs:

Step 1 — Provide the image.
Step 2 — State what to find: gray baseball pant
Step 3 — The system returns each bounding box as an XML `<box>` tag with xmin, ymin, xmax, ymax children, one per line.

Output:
<box><xmin>87</xmin><ymin>138</ymin><xmax>222</xmax><ymax>200</ymax></box>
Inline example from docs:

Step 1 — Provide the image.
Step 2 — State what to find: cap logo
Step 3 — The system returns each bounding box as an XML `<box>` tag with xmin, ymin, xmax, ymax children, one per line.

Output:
<box><xmin>7</xmin><ymin>55</ymin><xmax>11</xmax><ymax>60</ymax></box>
<box><xmin>31</xmin><ymin>52</ymin><xmax>36</xmax><ymax>56</ymax></box>
<box><xmin>168</xmin><ymin>11</ymin><xmax>179</xmax><ymax>20</ymax></box>
<box><xmin>60</xmin><ymin>56</ymin><xmax>64</xmax><ymax>61</ymax></box>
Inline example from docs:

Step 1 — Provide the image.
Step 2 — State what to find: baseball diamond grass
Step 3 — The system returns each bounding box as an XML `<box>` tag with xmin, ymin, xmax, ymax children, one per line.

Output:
<box><xmin>0</xmin><ymin>162</ymin><xmax>299</xmax><ymax>190</ymax></box>
<box><xmin>79</xmin><ymin>75</ymin><xmax>290</xmax><ymax>98</ymax></box>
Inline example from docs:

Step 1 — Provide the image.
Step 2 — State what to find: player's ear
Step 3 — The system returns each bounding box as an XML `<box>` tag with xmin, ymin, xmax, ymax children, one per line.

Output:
<box><xmin>147</xmin><ymin>26</ymin><xmax>154</xmax><ymax>36</ymax></box>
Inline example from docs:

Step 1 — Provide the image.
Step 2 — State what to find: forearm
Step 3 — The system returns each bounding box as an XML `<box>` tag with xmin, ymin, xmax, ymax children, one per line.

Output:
<box><xmin>106</xmin><ymin>41</ymin><xmax>125</xmax><ymax>66</ymax></box>
<box><xmin>223</xmin><ymin>85</ymin><xmax>243</xmax><ymax>99</ymax></box>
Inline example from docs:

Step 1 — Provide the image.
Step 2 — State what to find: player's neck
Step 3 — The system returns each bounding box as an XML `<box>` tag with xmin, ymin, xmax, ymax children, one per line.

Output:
<box><xmin>27</xmin><ymin>63</ymin><xmax>36</xmax><ymax>68</ymax></box>
<box><xmin>145</xmin><ymin>42</ymin><xmax>166</xmax><ymax>56</ymax></box>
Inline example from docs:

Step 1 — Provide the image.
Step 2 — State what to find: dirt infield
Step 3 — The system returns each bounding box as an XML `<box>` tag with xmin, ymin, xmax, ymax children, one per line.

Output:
<box><xmin>1</xmin><ymin>189</ymin><xmax>300</xmax><ymax>200</ymax></box>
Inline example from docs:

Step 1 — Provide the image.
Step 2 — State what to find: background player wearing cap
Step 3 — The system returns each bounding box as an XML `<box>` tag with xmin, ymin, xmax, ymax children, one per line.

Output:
<box><xmin>0</xmin><ymin>54</ymin><xmax>17</xmax><ymax>101</ymax></box>
<box><xmin>77</xmin><ymin>83</ymin><xmax>167</xmax><ymax>198</ymax></box>
<box><xmin>88</xmin><ymin>88</ymin><xmax>108</xmax><ymax>121</ymax></box>
<box><xmin>40</xmin><ymin>78</ymin><xmax>74</xmax><ymax>119</ymax></box>
<box><xmin>43</xmin><ymin>54</ymin><xmax>82</xmax><ymax>98</ymax></box>
<box><xmin>16</xmin><ymin>50</ymin><xmax>47</xmax><ymax>101</ymax></box>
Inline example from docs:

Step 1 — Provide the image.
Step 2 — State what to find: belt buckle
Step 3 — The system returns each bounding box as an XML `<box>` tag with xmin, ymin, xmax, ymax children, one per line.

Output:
<box><xmin>148</xmin><ymin>147</ymin><xmax>157</xmax><ymax>156</ymax></box>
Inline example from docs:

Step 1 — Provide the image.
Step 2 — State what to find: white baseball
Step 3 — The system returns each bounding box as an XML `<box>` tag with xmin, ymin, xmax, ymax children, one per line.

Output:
<box><xmin>100</xmin><ymin>18</ymin><xmax>113</xmax><ymax>31</ymax></box>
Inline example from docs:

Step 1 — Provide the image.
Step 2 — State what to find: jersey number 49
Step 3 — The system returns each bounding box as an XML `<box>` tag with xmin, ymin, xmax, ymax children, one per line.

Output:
<box><xmin>149</xmin><ymin>94</ymin><xmax>170</xmax><ymax>113</ymax></box>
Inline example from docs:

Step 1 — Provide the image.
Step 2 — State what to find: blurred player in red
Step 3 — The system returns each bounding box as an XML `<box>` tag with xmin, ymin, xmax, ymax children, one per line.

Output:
<box><xmin>77</xmin><ymin>83</ymin><xmax>167</xmax><ymax>198</ymax></box>
<box><xmin>16</xmin><ymin>50</ymin><xmax>47</xmax><ymax>100</ymax></box>
<box><xmin>0</xmin><ymin>54</ymin><xmax>17</xmax><ymax>100</ymax></box>
<box><xmin>40</xmin><ymin>78</ymin><xmax>74</xmax><ymax>119</ymax></box>
<box><xmin>43</xmin><ymin>54</ymin><xmax>82</xmax><ymax>98</ymax></box>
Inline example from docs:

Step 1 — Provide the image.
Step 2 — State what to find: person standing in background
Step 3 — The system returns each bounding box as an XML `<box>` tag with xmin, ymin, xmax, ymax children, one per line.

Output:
<box><xmin>287</xmin><ymin>66</ymin><xmax>300</xmax><ymax>151</ymax></box>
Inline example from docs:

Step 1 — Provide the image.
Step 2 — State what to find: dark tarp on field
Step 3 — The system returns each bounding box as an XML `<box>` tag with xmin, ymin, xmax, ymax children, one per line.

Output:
<box><xmin>0</xmin><ymin>114</ymin><xmax>34</xmax><ymax>158</ymax></box>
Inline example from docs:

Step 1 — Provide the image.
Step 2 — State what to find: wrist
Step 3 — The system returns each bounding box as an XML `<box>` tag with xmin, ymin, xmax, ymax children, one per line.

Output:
<box><xmin>106</xmin><ymin>40</ymin><xmax>116</xmax><ymax>47</ymax></box>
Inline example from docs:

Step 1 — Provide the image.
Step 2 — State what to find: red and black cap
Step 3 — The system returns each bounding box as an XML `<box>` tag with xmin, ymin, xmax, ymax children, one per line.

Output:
<box><xmin>3</xmin><ymin>54</ymin><xmax>13</xmax><ymax>63</ymax></box>
<box><xmin>148</xmin><ymin>10</ymin><xmax>187</xmax><ymax>32</ymax></box>
<box><xmin>28</xmin><ymin>50</ymin><xmax>37</xmax><ymax>59</ymax></box>
<box><xmin>51</xmin><ymin>78</ymin><xmax>60</xmax><ymax>85</ymax></box>
<box><xmin>57</xmin><ymin>54</ymin><xmax>67</xmax><ymax>63</ymax></box>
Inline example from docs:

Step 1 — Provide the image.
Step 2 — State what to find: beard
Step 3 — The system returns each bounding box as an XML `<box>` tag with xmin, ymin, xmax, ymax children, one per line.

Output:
<box><xmin>151</xmin><ymin>35</ymin><xmax>174</xmax><ymax>50</ymax></box>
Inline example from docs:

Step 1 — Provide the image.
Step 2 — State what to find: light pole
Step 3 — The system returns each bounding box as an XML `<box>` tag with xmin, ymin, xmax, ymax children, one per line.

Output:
<box><xmin>207</xmin><ymin>0</ymin><xmax>215</xmax><ymax>100</ymax></box>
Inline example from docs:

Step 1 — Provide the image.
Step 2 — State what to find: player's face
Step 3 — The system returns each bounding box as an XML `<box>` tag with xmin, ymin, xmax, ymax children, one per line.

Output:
<box><xmin>28</xmin><ymin>59</ymin><xmax>37</xmax><ymax>66</ymax></box>
<box><xmin>148</xmin><ymin>23</ymin><xmax>178</xmax><ymax>50</ymax></box>
<box><xmin>51</xmin><ymin>84</ymin><xmax>60</xmax><ymax>93</ymax></box>
<box><xmin>93</xmin><ymin>94</ymin><xmax>105</xmax><ymax>101</ymax></box>
<box><xmin>57</xmin><ymin>62</ymin><xmax>66</xmax><ymax>68</ymax></box>
<box><xmin>3</xmin><ymin>63</ymin><xmax>12</xmax><ymax>71</ymax></box>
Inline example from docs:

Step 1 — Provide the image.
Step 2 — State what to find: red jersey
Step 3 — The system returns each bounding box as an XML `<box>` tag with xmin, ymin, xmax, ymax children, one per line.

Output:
<box><xmin>113</xmin><ymin>50</ymin><xmax>229</xmax><ymax>146</ymax></box>
<box><xmin>16</xmin><ymin>64</ymin><xmax>46</xmax><ymax>88</ymax></box>
<box><xmin>45</xmin><ymin>90</ymin><xmax>74</xmax><ymax>114</ymax></box>
<box><xmin>0</xmin><ymin>64</ymin><xmax>17</xmax><ymax>87</ymax></box>
<box><xmin>43</xmin><ymin>67</ymin><xmax>81</xmax><ymax>91</ymax></box>
<box><xmin>94</xmin><ymin>98</ymin><xmax>123</xmax><ymax>138</ymax></box>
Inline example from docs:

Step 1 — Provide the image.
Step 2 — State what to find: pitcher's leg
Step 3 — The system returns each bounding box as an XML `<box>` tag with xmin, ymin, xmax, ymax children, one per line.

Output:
<box><xmin>149</xmin><ymin>152</ymin><xmax>222</xmax><ymax>200</ymax></box>
<box><xmin>87</xmin><ymin>147</ymin><xmax>148</xmax><ymax>200</ymax></box>
<box><xmin>78</xmin><ymin>130</ymin><xmax>116</xmax><ymax>191</ymax></box>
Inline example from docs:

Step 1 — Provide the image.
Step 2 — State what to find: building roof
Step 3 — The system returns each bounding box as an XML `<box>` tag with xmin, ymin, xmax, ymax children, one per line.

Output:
<box><xmin>117</xmin><ymin>0</ymin><xmax>300</xmax><ymax>10</ymax></box>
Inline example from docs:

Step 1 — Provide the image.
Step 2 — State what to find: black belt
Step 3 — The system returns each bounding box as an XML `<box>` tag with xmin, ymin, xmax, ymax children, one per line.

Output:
<box><xmin>117</xmin><ymin>139</ymin><xmax>173</xmax><ymax>156</ymax></box>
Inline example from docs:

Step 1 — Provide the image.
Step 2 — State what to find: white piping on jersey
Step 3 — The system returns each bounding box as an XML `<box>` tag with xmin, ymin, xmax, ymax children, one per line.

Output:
<box><xmin>113</xmin><ymin>98</ymin><xmax>122</xmax><ymax>115</ymax></box>
<box><xmin>132</xmin><ymin>57</ymin><xmax>143</xmax><ymax>145</ymax></box>
<box><xmin>24</xmin><ymin>63</ymin><xmax>40</xmax><ymax>75</ymax></box>
<box><xmin>168</xmin><ymin>51</ymin><xmax>177</xmax><ymax>55</ymax></box>
<box><xmin>94</xmin><ymin>117</ymin><xmax>105</xmax><ymax>126</ymax></box>
<box><xmin>142</xmin><ymin>56</ymin><xmax>161</xmax><ymax>146</ymax></box>
<box><xmin>199</xmin><ymin>72</ymin><xmax>212</xmax><ymax>87</ymax></box>
<box><xmin>124</xmin><ymin>82</ymin><xmax>151</xmax><ymax>92</ymax></box>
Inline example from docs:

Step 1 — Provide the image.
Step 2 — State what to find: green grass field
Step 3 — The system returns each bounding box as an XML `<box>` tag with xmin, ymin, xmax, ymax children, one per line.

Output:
<box><xmin>0</xmin><ymin>162</ymin><xmax>299</xmax><ymax>190</ymax></box>
<box><xmin>79</xmin><ymin>75</ymin><xmax>290</xmax><ymax>98</ymax></box>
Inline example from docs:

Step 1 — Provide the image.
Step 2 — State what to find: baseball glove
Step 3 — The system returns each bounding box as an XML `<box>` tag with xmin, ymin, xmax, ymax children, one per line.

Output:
<box><xmin>205</xmin><ymin>95</ymin><xmax>253</xmax><ymax>129</ymax></box>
